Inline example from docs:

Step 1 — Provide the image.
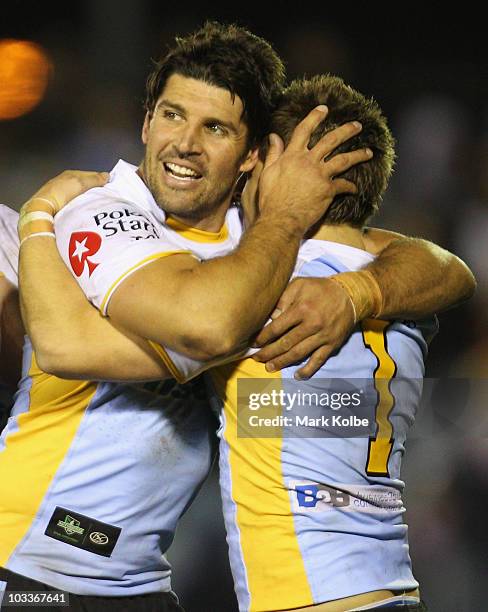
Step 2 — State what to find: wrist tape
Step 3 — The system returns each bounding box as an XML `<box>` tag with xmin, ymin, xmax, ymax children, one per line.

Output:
<box><xmin>18</xmin><ymin>210</ymin><xmax>55</xmax><ymax>245</ymax></box>
<box><xmin>329</xmin><ymin>269</ymin><xmax>383</xmax><ymax>323</ymax></box>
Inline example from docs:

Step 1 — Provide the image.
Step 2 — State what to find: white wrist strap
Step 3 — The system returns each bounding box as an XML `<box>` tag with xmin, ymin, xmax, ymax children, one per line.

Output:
<box><xmin>20</xmin><ymin>232</ymin><xmax>56</xmax><ymax>247</ymax></box>
<box><xmin>18</xmin><ymin>210</ymin><xmax>54</xmax><ymax>230</ymax></box>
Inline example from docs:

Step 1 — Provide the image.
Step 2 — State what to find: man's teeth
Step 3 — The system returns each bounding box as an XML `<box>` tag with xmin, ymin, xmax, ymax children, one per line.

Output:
<box><xmin>165</xmin><ymin>162</ymin><xmax>200</xmax><ymax>178</ymax></box>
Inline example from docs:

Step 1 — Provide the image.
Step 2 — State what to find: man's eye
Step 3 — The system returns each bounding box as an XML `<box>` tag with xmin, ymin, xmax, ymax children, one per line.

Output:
<box><xmin>164</xmin><ymin>111</ymin><xmax>181</xmax><ymax>120</ymax></box>
<box><xmin>207</xmin><ymin>123</ymin><xmax>226</xmax><ymax>136</ymax></box>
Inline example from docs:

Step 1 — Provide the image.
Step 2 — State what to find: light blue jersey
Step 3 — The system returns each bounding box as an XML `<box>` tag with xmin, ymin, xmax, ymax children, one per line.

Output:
<box><xmin>209</xmin><ymin>239</ymin><xmax>435</xmax><ymax>611</ymax></box>
<box><xmin>0</xmin><ymin>342</ymin><xmax>215</xmax><ymax>596</ymax></box>
<box><xmin>0</xmin><ymin>161</ymin><xmax>245</xmax><ymax>596</ymax></box>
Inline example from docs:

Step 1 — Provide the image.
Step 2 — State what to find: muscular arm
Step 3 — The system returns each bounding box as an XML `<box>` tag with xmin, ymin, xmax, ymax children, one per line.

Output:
<box><xmin>253</xmin><ymin>228</ymin><xmax>476</xmax><ymax>378</ymax></box>
<box><xmin>19</xmin><ymin>172</ymin><xmax>171</xmax><ymax>382</ymax></box>
<box><xmin>20</xmin><ymin>236</ymin><xmax>170</xmax><ymax>381</ymax></box>
<box><xmin>362</xmin><ymin>228</ymin><xmax>476</xmax><ymax>318</ymax></box>
<box><xmin>0</xmin><ymin>274</ymin><xmax>24</xmax><ymax>389</ymax></box>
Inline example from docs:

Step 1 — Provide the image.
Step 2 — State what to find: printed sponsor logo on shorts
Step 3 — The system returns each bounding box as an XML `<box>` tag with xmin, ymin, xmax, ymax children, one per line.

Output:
<box><xmin>290</xmin><ymin>481</ymin><xmax>404</xmax><ymax>513</ymax></box>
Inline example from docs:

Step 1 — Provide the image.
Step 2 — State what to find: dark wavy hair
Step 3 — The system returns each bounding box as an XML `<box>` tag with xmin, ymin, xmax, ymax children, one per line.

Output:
<box><xmin>144</xmin><ymin>21</ymin><xmax>285</xmax><ymax>147</ymax></box>
<box><xmin>271</xmin><ymin>75</ymin><xmax>396</xmax><ymax>227</ymax></box>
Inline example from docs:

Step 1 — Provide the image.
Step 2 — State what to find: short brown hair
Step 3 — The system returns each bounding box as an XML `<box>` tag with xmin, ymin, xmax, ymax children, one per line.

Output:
<box><xmin>271</xmin><ymin>75</ymin><xmax>395</xmax><ymax>227</ymax></box>
<box><xmin>144</xmin><ymin>21</ymin><xmax>285</xmax><ymax>147</ymax></box>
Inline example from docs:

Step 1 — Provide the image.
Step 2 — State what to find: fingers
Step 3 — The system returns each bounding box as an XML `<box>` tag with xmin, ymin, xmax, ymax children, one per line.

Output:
<box><xmin>76</xmin><ymin>170</ymin><xmax>110</xmax><ymax>189</ymax></box>
<box><xmin>294</xmin><ymin>345</ymin><xmax>335</xmax><ymax>380</ymax></box>
<box><xmin>331</xmin><ymin>178</ymin><xmax>358</xmax><ymax>196</ymax></box>
<box><xmin>36</xmin><ymin>170</ymin><xmax>110</xmax><ymax>213</ymax></box>
<box><xmin>263</xmin><ymin>133</ymin><xmax>284</xmax><ymax>167</ymax></box>
<box><xmin>253</xmin><ymin>324</ymin><xmax>306</xmax><ymax>363</ymax></box>
<box><xmin>253</xmin><ymin>280</ymin><xmax>304</xmax><ymax>347</ymax></box>
<box><xmin>253</xmin><ymin>308</ymin><xmax>299</xmax><ymax>348</ymax></box>
<box><xmin>311</xmin><ymin>120</ymin><xmax>363</xmax><ymax>160</ymax></box>
<box><xmin>323</xmin><ymin>148</ymin><xmax>373</xmax><ymax>177</ymax></box>
<box><xmin>286</xmin><ymin>105</ymin><xmax>328</xmax><ymax>151</ymax></box>
<box><xmin>274</xmin><ymin>279</ymin><xmax>302</xmax><ymax>313</ymax></box>
<box><xmin>259</xmin><ymin>335</ymin><xmax>324</xmax><ymax>373</ymax></box>
<box><xmin>55</xmin><ymin>170</ymin><xmax>110</xmax><ymax>193</ymax></box>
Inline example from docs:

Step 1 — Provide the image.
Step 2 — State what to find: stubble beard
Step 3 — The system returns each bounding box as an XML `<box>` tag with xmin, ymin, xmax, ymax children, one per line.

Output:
<box><xmin>143</xmin><ymin>156</ymin><xmax>237</xmax><ymax>224</ymax></box>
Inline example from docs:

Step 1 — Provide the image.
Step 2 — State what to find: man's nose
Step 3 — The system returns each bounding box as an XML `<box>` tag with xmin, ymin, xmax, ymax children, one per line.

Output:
<box><xmin>174</xmin><ymin>123</ymin><xmax>202</xmax><ymax>157</ymax></box>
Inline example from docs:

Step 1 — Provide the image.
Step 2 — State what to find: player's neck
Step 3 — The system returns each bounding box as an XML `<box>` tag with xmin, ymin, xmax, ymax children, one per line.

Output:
<box><xmin>307</xmin><ymin>223</ymin><xmax>366</xmax><ymax>250</ymax></box>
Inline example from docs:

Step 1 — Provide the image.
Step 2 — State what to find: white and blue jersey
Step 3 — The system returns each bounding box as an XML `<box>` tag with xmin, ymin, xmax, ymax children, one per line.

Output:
<box><xmin>208</xmin><ymin>240</ymin><xmax>435</xmax><ymax>611</ymax></box>
<box><xmin>0</xmin><ymin>161</ymin><xmax>243</xmax><ymax>596</ymax></box>
<box><xmin>0</xmin><ymin>204</ymin><xmax>19</xmax><ymax>287</ymax></box>
<box><xmin>162</xmin><ymin>238</ymin><xmax>434</xmax><ymax>611</ymax></box>
<box><xmin>0</xmin><ymin>204</ymin><xmax>20</xmax><ymax>425</ymax></box>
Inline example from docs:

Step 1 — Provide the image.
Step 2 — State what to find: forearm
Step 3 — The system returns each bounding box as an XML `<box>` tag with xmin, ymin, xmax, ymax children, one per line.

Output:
<box><xmin>185</xmin><ymin>214</ymin><xmax>301</xmax><ymax>344</ymax></box>
<box><xmin>364</xmin><ymin>237</ymin><xmax>476</xmax><ymax>319</ymax></box>
<box><xmin>111</xmin><ymin>213</ymin><xmax>303</xmax><ymax>360</ymax></box>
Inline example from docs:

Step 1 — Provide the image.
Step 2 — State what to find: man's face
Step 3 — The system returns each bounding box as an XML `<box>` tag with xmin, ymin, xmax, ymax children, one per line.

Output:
<box><xmin>141</xmin><ymin>73</ymin><xmax>257</xmax><ymax>230</ymax></box>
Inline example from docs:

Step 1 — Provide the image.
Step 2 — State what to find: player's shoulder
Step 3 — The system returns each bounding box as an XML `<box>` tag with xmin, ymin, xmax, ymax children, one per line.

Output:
<box><xmin>0</xmin><ymin>203</ymin><xmax>19</xmax><ymax>223</ymax></box>
<box><xmin>0</xmin><ymin>204</ymin><xmax>19</xmax><ymax>239</ymax></box>
<box><xmin>55</xmin><ymin>160</ymin><xmax>163</xmax><ymax>240</ymax></box>
<box><xmin>55</xmin><ymin>184</ymin><xmax>140</xmax><ymax>226</ymax></box>
<box><xmin>0</xmin><ymin>204</ymin><xmax>20</xmax><ymax>284</ymax></box>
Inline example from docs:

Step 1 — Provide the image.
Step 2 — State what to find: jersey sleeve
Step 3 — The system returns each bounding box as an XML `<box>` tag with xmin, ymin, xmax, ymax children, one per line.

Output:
<box><xmin>55</xmin><ymin>191</ymin><xmax>194</xmax><ymax>315</ymax></box>
<box><xmin>0</xmin><ymin>204</ymin><xmax>20</xmax><ymax>286</ymax></box>
<box><xmin>148</xmin><ymin>341</ymin><xmax>252</xmax><ymax>383</ymax></box>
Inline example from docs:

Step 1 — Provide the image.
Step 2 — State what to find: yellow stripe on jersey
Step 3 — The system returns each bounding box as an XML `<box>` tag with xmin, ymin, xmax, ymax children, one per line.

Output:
<box><xmin>100</xmin><ymin>250</ymin><xmax>192</xmax><ymax>314</ymax></box>
<box><xmin>0</xmin><ymin>353</ymin><xmax>97</xmax><ymax>566</ymax></box>
<box><xmin>211</xmin><ymin>359</ymin><xmax>313</xmax><ymax>611</ymax></box>
<box><xmin>165</xmin><ymin>216</ymin><xmax>229</xmax><ymax>243</ymax></box>
<box><xmin>147</xmin><ymin>340</ymin><xmax>185</xmax><ymax>384</ymax></box>
<box><xmin>361</xmin><ymin>319</ymin><xmax>396</xmax><ymax>477</ymax></box>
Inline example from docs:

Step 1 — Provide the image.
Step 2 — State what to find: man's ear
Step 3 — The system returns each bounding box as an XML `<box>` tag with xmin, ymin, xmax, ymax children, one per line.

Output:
<box><xmin>239</xmin><ymin>147</ymin><xmax>259</xmax><ymax>173</ymax></box>
<box><xmin>141</xmin><ymin>112</ymin><xmax>152</xmax><ymax>145</ymax></box>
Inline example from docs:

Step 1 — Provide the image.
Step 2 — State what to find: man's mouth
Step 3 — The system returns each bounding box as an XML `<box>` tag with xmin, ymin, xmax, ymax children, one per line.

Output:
<box><xmin>164</xmin><ymin>162</ymin><xmax>202</xmax><ymax>181</ymax></box>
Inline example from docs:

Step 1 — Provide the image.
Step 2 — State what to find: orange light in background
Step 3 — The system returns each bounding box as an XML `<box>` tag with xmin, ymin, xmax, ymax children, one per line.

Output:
<box><xmin>0</xmin><ymin>39</ymin><xmax>52</xmax><ymax>120</ymax></box>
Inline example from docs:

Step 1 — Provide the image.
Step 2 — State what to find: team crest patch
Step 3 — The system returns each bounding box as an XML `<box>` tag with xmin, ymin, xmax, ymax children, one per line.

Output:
<box><xmin>45</xmin><ymin>506</ymin><xmax>121</xmax><ymax>557</ymax></box>
<box><xmin>69</xmin><ymin>231</ymin><xmax>102</xmax><ymax>277</ymax></box>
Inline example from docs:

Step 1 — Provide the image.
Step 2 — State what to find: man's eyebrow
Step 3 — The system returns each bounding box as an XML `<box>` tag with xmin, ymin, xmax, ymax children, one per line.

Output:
<box><xmin>156</xmin><ymin>98</ymin><xmax>240</xmax><ymax>135</ymax></box>
<box><xmin>156</xmin><ymin>99</ymin><xmax>186</xmax><ymax>114</ymax></box>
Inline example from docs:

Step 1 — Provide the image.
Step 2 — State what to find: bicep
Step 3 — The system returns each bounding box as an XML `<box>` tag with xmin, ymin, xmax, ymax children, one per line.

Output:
<box><xmin>107</xmin><ymin>252</ymin><xmax>202</xmax><ymax>351</ymax></box>
<box><xmin>362</xmin><ymin>227</ymin><xmax>406</xmax><ymax>255</ymax></box>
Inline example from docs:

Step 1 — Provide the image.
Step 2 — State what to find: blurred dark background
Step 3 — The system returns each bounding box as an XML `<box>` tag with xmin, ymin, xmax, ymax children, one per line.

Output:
<box><xmin>1</xmin><ymin>3</ymin><xmax>486</xmax><ymax>610</ymax></box>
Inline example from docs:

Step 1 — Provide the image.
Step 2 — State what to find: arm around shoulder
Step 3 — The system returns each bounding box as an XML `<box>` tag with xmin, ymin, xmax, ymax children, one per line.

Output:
<box><xmin>361</xmin><ymin>230</ymin><xmax>477</xmax><ymax>319</ymax></box>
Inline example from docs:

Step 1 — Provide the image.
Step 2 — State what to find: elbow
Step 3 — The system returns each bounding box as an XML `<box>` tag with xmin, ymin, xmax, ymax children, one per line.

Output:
<box><xmin>32</xmin><ymin>337</ymin><xmax>83</xmax><ymax>379</ymax></box>
<box><xmin>462</xmin><ymin>267</ymin><xmax>477</xmax><ymax>302</ymax></box>
<box><xmin>450</xmin><ymin>257</ymin><xmax>477</xmax><ymax>305</ymax></box>
<box><xmin>179</xmin><ymin>317</ymin><xmax>244</xmax><ymax>361</ymax></box>
<box><xmin>34</xmin><ymin>344</ymin><xmax>70</xmax><ymax>378</ymax></box>
<box><xmin>34</xmin><ymin>346</ymin><xmax>67</xmax><ymax>377</ymax></box>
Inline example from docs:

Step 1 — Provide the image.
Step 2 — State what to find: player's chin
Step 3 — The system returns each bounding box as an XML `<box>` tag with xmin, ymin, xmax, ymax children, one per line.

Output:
<box><xmin>162</xmin><ymin>192</ymin><xmax>205</xmax><ymax>215</ymax></box>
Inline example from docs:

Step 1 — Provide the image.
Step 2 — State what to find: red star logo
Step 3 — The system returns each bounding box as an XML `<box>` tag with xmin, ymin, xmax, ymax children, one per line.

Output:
<box><xmin>69</xmin><ymin>231</ymin><xmax>102</xmax><ymax>277</ymax></box>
